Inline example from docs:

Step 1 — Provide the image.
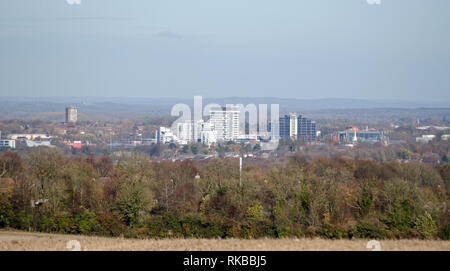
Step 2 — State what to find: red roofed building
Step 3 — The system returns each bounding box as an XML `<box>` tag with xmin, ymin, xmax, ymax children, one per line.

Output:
<box><xmin>72</xmin><ymin>141</ymin><xmax>82</xmax><ymax>149</ymax></box>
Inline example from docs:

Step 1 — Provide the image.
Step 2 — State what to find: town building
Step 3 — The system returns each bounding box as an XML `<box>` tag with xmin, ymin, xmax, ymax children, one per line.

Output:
<box><xmin>7</xmin><ymin>134</ymin><xmax>51</xmax><ymax>140</ymax></box>
<box><xmin>25</xmin><ymin>140</ymin><xmax>53</xmax><ymax>148</ymax></box>
<box><xmin>235</xmin><ymin>134</ymin><xmax>258</xmax><ymax>144</ymax></box>
<box><xmin>72</xmin><ymin>141</ymin><xmax>82</xmax><ymax>149</ymax></box>
<box><xmin>201</xmin><ymin>130</ymin><xmax>218</xmax><ymax>146</ymax></box>
<box><xmin>176</xmin><ymin>120</ymin><xmax>194</xmax><ymax>145</ymax></box>
<box><xmin>63</xmin><ymin>140</ymin><xmax>84</xmax><ymax>149</ymax></box>
<box><xmin>415</xmin><ymin>135</ymin><xmax>435</xmax><ymax>144</ymax></box>
<box><xmin>209</xmin><ymin>106</ymin><xmax>240</xmax><ymax>142</ymax></box>
<box><xmin>156</xmin><ymin>127</ymin><xmax>176</xmax><ymax>144</ymax></box>
<box><xmin>279</xmin><ymin>113</ymin><xmax>316</xmax><ymax>141</ymax></box>
<box><xmin>142</xmin><ymin>138</ymin><xmax>157</xmax><ymax>145</ymax></box>
<box><xmin>198</xmin><ymin>120</ymin><xmax>217</xmax><ymax>145</ymax></box>
<box><xmin>65</xmin><ymin>106</ymin><xmax>78</xmax><ymax>123</ymax></box>
<box><xmin>331</xmin><ymin>127</ymin><xmax>383</xmax><ymax>143</ymax></box>
<box><xmin>0</xmin><ymin>139</ymin><xmax>16</xmax><ymax>149</ymax></box>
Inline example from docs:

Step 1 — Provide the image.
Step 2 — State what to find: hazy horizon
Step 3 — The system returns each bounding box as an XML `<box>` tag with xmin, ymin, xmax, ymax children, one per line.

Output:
<box><xmin>1</xmin><ymin>0</ymin><xmax>449</xmax><ymax>100</ymax></box>
<box><xmin>1</xmin><ymin>95</ymin><xmax>450</xmax><ymax>103</ymax></box>
<box><xmin>1</xmin><ymin>96</ymin><xmax>450</xmax><ymax>111</ymax></box>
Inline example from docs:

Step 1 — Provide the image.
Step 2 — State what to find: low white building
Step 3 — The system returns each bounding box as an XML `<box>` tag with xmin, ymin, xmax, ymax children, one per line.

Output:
<box><xmin>8</xmin><ymin>134</ymin><xmax>51</xmax><ymax>140</ymax></box>
<box><xmin>415</xmin><ymin>135</ymin><xmax>436</xmax><ymax>143</ymax></box>
<box><xmin>156</xmin><ymin>127</ymin><xmax>176</xmax><ymax>144</ymax></box>
<box><xmin>235</xmin><ymin>134</ymin><xmax>258</xmax><ymax>144</ymax></box>
<box><xmin>176</xmin><ymin>120</ymin><xmax>193</xmax><ymax>145</ymax></box>
<box><xmin>0</xmin><ymin>139</ymin><xmax>16</xmax><ymax>149</ymax></box>
<box><xmin>201</xmin><ymin>130</ymin><xmax>218</xmax><ymax>145</ymax></box>
<box><xmin>25</xmin><ymin>140</ymin><xmax>53</xmax><ymax>148</ymax></box>
<box><xmin>199</xmin><ymin>120</ymin><xmax>217</xmax><ymax>145</ymax></box>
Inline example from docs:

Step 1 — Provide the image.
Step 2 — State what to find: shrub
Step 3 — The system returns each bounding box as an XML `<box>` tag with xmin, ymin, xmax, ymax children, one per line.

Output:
<box><xmin>147</xmin><ymin>216</ymin><xmax>167</xmax><ymax>237</ymax></box>
<box><xmin>388</xmin><ymin>199</ymin><xmax>415</xmax><ymax>231</ymax></box>
<box><xmin>74</xmin><ymin>212</ymin><xmax>97</xmax><ymax>234</ymax></box>
<box><xmin>414</xmin><ymin>212</ymin><xmax>437</xmax><ymax>239</ymax></box>
<box><xmin>202</xmin><ymin>222</ymin><xmax>226</xmax><ymax>238</ymax></box>
<box><xmin>246</xmin><ymin>201</ymin><xmax>264</xmax><ymax>222</ymax></box>
<box><xmin>352</xmin><ymin>222</ymin><xmax>385</xmax><ymax>239</ymax></box>
<box><xmin>12</xmin><ymin>210</ymin><xmax>32</xmax><ymax>230</ymax></box>
<box><xmin>55</xmin><ymin>213</ymin><xmax>73</xmax><ymax>233</ymax></box>
<box><xmin>321</xmin><ymin>225</ymin><xmax>349</xmax><ymax>239</ymax></box>
<box><xmin>357</xmin><ymin>187</ymin><xmax>373</xmax><ymax>218</ymax></box>
<box><xmin>0</xmin><ymin>193</ymin><xmax>14</xmax><ymax>228</ymax></box>
<box><xmin>164</xmin><ymin>213</ymin><xmax>183</xmax><ymax>237</ymax></box>
<box><xmin>39</xmin><ymin>213</ymin><xmax>56</xmax><ymax>232</ymax></box>
<box><xmin>96</xmin><ymin>211</ymin><xmax>127</xmax><ymax>237</ymax></box>
<box><xmin>438</xmin><ymin>224</ymin><xmax>450</xmax><ymax>240</ymax></box>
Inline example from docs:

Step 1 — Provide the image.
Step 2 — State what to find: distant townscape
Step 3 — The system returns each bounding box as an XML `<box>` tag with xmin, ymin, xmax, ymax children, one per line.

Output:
<box><xmin>0</xmin><ymin>100</ymin><xmax>449</xmax><ymax>243</ymax></box>
<box><xmin>1</xmin><ymin>0</ymin><xmax>449</xmax><ymax>253</ymax></box>
<box><xmin>156</xmin><ymin>111</ymin><xmax>317</xmax><ymax>146</ymax></box>
<box><xmin>0</xmin><ymin>102</ymin><xmax>448</xmax><ymax>166</ymax></box>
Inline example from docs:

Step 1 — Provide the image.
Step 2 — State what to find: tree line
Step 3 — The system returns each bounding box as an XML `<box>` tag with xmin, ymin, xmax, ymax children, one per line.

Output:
<box><xmin>0</xmin><ymin>147</ymin><xmax>449</xmax><ymax>239</ymax></box>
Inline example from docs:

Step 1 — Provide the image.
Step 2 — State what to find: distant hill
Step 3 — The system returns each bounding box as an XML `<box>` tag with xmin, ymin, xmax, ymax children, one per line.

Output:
<box><xmin>0</xmin><ymin>96</ymin><xmax>449</xmax><ymax>121</ymax></box>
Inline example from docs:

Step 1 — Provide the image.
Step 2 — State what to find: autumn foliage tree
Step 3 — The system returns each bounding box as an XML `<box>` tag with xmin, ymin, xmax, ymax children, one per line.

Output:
<box><xmin>0</xmin><ymin>148</ymin><xmax>448</xmax><ymax>239</ymax></box>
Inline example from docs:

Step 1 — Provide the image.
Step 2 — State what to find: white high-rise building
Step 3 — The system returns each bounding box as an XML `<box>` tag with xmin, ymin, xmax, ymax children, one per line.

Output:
<box><xmin>194</xmin><ymin>119</ymin><xmax>206</xmax><ymax>143</ymax></box>
<box><xmin>209</xmin><ymin>106</ymin><xmax>240</xmax><ymax>142</ymax></box>
<box><xmin>199</xmin><ymin>120</ymin><xmax>217</xmax><ymax>145</ymax></box>
<box><xmin>288</xmin><ymin>112</ymin><xmax>298</xmax><ymax>138</ymax></box>
<box><xmin>176</xmin><ymin>120</ymin><xmax>193</xmax><ymax>145</ymax></box>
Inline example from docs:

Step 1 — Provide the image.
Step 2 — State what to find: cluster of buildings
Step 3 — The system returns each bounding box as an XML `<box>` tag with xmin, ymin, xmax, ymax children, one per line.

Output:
<box><xmin>331</xmin><ymin>126</ymin><xmax>384</xmax><ymax>145</ymax></box>
<box><xmin>0</xmin><ymin>106</ymin><xmax>79</xmax><ymax>150</ymax></box>
<box><xmin>156</xmin><ymin>108</ymin><xmax>317</xmax><ymax>146</ymax></box>
<box><xmin>414</xmin><ymin>125</ymin><xmax>450</xmax><ymax>144</ymax></box>
<box><xmin>414</xmin><ymin>133</ymin><xmax>450</xmax><ymax>143</ymax></box>
<box><xmin>156</xmin><ymin>106</ymin><xmax>249</xmax><ymax>146</ymax></box>
<box><xmin>279</xmin><ymin>113</ymin><xmax>317</xmax><ymax>142</ymax></box>
<box><xmin>0</xmin><ymin>132</ymin><xmax>53</xmax><ymax>149</ymax></box>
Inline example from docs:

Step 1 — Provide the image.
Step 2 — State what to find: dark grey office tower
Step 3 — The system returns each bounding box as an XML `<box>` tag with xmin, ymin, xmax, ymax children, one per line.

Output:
<box><xmin>279</xmin><ymin>114</ymin><xmax>292</xmax><ymax>138</ymax></box>
<box><xmin>298</xmin><ymin>117</ymin><xmax>316</xmax><ymax>142</ymax></box>
<box><xmin>279</xmin><ymin>113</ymin><xmax>316</xmax><ymax>142</ymax></box>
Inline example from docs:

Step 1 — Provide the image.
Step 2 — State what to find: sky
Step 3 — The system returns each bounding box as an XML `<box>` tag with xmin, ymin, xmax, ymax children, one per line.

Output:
<box><xmin>0</xmin><ymin>0</ymin><xmax>449</xmax><ymax>100</ymax></box>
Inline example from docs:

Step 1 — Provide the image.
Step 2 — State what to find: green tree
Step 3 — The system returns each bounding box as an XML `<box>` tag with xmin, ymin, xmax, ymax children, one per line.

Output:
<box><xmin>402</xmin><ymin>149</ymin><xmax>412</xmax><ymax>160</ymax></box>
<box><xmin>181</xmin><ymin>145</ymin><xmax>189</xmax><ymax>154</ymax></box>
<box><xmin>115</xmin><ymin>155</ymin><xmax>155</xmax><ymax>227</ymax></box>
<box><xmin>0</xmin><ymin>189</ymin><xmax>14</xmax><ymax>228</ymax></box>
<box><xmin>253</xmin><ymin>144</ymin><xmax>261</xmax><ymax>151</ymax></box>
<box><xmin>415</xmin><ymin>212</ymin><xmax>438</xmax><ymax>239</ymax></box>
<box><xmin>356</xmin><ymin>187</ymin><xmax>373</xmax><ymax>218</ymax></box>
<box><xmin>190</xmin><ymin>145</ymin><xmax>199</xmax><ymax>155</ymax></box>
<box><xmin>168</xmin><ymin>143</ymin><xmax>177</xmax><ymax>150</ymax></box>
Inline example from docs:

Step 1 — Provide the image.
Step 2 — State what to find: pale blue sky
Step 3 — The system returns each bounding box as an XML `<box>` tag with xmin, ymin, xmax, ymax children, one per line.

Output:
<box><xmin>0</xmin><ymin>0</ymin><xmax>449</xmax><ymax>100</ymax></box>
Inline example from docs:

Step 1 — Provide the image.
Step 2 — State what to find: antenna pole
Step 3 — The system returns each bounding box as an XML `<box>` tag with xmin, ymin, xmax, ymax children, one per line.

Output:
<box><xmin>239</xmin><ymin>156</ymin><xmax>243</xmax><ymax>186</ymax></box>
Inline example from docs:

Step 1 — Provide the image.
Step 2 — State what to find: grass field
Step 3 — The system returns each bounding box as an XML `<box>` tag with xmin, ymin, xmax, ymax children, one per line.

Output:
<box><xmin>0</xmin><ymin>230</ymin><xmax>449</xmax><ymax>251</ymax></box>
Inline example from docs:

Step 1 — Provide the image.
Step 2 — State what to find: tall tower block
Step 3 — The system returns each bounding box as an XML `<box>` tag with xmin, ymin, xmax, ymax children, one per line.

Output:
<box><xmin>65</xmin><ymin>106</ymin><xmax>78</xmax><ymax>123</ymax></box>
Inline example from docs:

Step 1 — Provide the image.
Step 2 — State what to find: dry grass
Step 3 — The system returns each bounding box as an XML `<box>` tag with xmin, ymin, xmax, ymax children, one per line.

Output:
<box><xmin>0</xmin><ymin>230</ymin><xmax>449</xmax><ymax>251</ymax></box>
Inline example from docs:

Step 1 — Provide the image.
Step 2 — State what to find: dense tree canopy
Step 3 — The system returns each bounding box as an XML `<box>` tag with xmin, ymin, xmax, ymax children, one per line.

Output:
<box><xmin>0</xmin><ymin>148</ymin><xmax>448</xmax><ymax>240</ymax></box>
